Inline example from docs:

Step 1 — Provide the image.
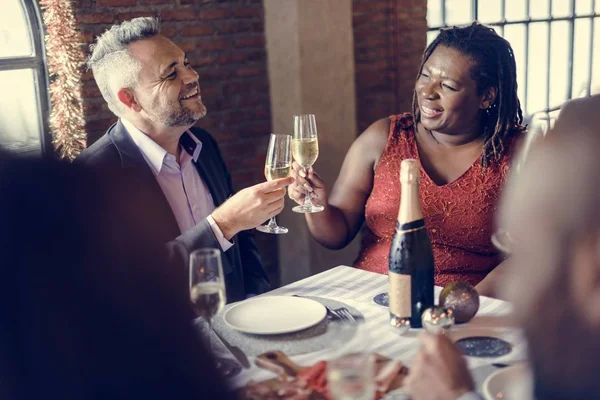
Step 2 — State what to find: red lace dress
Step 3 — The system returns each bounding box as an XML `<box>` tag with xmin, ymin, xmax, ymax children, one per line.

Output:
<box><xmin>354</xmin><ymin>113</ymin><xmax>512</xmax><ymax>287</ymax></box>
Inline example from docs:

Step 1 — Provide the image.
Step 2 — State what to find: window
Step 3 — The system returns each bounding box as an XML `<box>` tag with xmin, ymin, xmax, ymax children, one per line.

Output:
<box><xmin>427</xmin><ymin>0</ymin><xmax>599</xmax><ymax>116</ymax></box>
<box><xmin>0</xmin><ymin>0</ymin><xmax>50</xmax><ymax>156</ymax></box>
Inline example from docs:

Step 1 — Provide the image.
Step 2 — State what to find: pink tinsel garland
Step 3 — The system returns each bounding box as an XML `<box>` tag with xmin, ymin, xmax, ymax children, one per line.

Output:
<box><xmin>39</xmin><ymin>0</ymin><xmax>87</xmax><ymax>160</ymax></box>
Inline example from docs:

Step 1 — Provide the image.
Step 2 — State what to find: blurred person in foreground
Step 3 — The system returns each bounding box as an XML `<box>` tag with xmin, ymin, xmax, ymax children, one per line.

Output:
<box><xmin>77</xmin><ymin>17</ymin><xmax>293</xmax><ymax>301</ymax></box>
<box><xmin>289</xmin><ymin>23</ymin><xmax>525</xmax><ymax>297</ymax></box>
<box><xmin>0</xmin><ymin>150</ymin><xmax>233</xmax><ymax>399</ymax></box>
<box><xmin>404</xmin><ymin>94</ymin><xmax>600</xmax><ymax>400</ymax></box>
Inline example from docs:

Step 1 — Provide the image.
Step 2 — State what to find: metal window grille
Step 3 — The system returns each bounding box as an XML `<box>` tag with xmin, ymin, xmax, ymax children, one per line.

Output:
<box><xmin>427</xmin><ymin>0</ymin><xmax>599</xmax><ymax>116</ymax></box>
<box><xmin>0</xmin><ymin>0</ymin><xmax>51</xmax><ymax>156</ymax></box>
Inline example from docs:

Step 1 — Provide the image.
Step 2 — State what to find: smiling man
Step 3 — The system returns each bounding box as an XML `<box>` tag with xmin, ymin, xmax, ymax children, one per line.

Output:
<box><xmin>77</xmin><ymin>17</ymin><xmax>293</xmax><ymax>302</ymax></box>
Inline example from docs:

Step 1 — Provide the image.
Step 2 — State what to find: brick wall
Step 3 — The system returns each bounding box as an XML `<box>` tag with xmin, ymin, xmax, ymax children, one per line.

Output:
<box><xmin>73</xmin><ymin>0</ymin><xmax>279</xmax><ymax>285</ymax></box>
<box><xmin>352</xmin><ymin>0</ymin><xmax>428</xmax><ymax>133</ymax></box>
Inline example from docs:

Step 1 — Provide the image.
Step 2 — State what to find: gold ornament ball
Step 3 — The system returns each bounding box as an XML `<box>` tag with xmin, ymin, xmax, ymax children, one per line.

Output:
<box><xmin>439</xmin><ymin>281</ymin><xmax>480</xmax><ymax>323</ymax></box>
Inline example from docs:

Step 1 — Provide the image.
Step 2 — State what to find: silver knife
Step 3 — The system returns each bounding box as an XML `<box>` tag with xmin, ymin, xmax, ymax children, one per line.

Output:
<box><xmin>213</xmin><ymin>329</ymin><xmax>250</xmax><ymax>369</ymax></box>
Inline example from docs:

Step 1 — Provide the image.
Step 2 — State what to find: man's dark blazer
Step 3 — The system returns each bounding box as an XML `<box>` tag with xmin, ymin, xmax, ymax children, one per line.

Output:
<box><xmin>76</xmin><ymin>120</ymin><xmax>271</xmax><ymax>302</ymax></box>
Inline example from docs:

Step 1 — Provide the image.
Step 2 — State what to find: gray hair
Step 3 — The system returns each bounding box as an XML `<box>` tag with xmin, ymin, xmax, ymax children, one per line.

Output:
<box><xmin>87</xmin><ymin>17</ymin><xmax>161</xmax><ymax>116</ymax></box>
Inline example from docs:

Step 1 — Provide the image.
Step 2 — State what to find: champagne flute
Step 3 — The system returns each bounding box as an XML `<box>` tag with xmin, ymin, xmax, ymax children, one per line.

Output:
<box><xmin>256</xmin><ymin>133</ymin><xmax>292</xmax><ymax>234</ymax></box>
<box><xmin>189</xmin><ymin>248</ymin><xmax>238</xmax><ymax>378</ymax></box>
<box><xmin>292</xmin><ymin>114</ymin><xmax>324</xmax><ymax>213</ymax></box>
<box><xmin>492</xmin><ymin>111</ymin><xmax>555</xmax><ymax>254</ymax></box>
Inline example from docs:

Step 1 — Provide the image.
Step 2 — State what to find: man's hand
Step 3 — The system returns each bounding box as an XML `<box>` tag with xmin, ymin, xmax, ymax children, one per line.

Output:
<box><xmin>288</xmin><ymin>162</ymin><xmax>327</xmax><ymax>207</ymax></box>
<box><xmin>211</xmin><ymin>176</ymin><xmax>294</xmax><ymax>240</ymax></box>
<box><xmin>405</xmin><ymin>333</ymin><xmax>475</xmax><ymax>400</ymax></box>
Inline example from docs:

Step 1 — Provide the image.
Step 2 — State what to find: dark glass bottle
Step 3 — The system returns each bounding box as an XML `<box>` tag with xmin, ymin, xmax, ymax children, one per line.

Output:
<box><xmin>388</xmin><ymin>159</ymin><xmax>435</xmax><ymax>329</ymax></box>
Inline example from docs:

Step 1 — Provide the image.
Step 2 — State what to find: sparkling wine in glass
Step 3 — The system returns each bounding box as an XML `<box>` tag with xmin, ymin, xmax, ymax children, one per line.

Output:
<box><xmin>292</xmin><ymin>114</ymin><xmax>324</xmax><ymax>213</ymax></box>
<box><xmin>189</xmin><ymin>248</ymin><xmax>238</xmax><ymax>378</ymax></box>
<box><xmin>256</xmin><ymin>133</ymin><xmax>292</xmax><ymax>234</ymax></box>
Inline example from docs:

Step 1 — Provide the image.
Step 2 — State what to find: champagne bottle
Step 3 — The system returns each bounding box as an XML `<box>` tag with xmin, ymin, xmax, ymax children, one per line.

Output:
<box><xmin>388</xmin><ymin>159</ymin><xmax>435</xmax><ymax>329</ymax></box>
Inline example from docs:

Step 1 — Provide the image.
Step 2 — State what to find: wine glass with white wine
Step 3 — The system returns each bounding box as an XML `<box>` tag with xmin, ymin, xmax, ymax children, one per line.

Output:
<box><xmin>189</xmin><ymin>248</ymin><xmax>239</xmax><ymax>378</ymax></box>
<box><xmin>256</xmin><ymin>133</ymin><xmax>292</xmax><ymax>234</ymax></box>
<box><xmin>292</xmin><ymin>114</ymin><xmax>324</xmax><ymax>213</ymax></box>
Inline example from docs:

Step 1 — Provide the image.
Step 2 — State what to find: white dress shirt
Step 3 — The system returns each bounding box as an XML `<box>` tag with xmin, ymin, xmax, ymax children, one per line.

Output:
<box><xmin>122</xmin><ymin>119</ymin><xmax>232</xmax><ymax>252</ymax></box>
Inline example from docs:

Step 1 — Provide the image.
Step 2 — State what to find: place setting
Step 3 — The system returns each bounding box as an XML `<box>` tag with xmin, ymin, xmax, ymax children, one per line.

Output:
<box><xmin>211</xmin><ymin>291</ymin><xmax>400</xmax><ymax>399</ymax></box>
<box><xmin>212</xmin><ymin>294</ymin><xmax>364</xmax><ymax>357</ymax></box>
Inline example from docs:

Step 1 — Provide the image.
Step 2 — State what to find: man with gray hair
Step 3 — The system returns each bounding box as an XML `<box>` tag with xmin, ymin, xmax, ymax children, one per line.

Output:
<box><xmin>77</xmin><ymin>17</ymin><xmax>293</xmax><ymax>302</ymax></box>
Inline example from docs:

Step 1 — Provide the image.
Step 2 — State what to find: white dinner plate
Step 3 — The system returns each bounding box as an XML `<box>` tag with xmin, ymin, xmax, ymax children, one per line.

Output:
<box><xmin>222</xmin><ymin>296</ymin><xmax>327</xmax><ymax>335</ymax></box>
<box><xmin>483</xmin><ymin>363</ymin><xmax>534</xmax><ymax>400</ymax></box>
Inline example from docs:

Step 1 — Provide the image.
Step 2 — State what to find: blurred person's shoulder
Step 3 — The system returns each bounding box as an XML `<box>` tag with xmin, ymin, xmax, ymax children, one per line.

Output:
<box><xmin>556</xmin><ymin>95</ymin><xmax>600</xmax><ymax>132</ymax></box>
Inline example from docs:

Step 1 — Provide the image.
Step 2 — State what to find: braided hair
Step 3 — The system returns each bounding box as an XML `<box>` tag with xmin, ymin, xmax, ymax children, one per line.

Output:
<box><xmin>412</xmin><ymin>22</ymin><xmax>525</xmax><ymax>167</ymax></box>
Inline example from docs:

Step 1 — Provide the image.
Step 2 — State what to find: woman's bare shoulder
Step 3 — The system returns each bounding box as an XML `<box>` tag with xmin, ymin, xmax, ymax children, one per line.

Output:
<box><xmin>352</xmin><ymin>117</ymin><xmax>391</xmax><ymax>164</ymax></box>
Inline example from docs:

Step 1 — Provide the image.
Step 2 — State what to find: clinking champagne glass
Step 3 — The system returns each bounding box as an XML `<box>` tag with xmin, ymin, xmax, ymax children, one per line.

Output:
<box><xmin>189</xmin><ymin>248</ymin><xmax>238</xmax><ymax>378</ymax></box>
<box><xmin>292</xmin><ymin>114</ymin><xmax>324</xmax><ymax>213</ymax></box>
<box><xmin>256</xmin><ymin>133</ymin><xmax>292</xmax><ymax>234</ymax></box>
<box><xmin>492</xmin><ymin>111</ymin><xmax>555</xmax><ymax>254</ymax></box>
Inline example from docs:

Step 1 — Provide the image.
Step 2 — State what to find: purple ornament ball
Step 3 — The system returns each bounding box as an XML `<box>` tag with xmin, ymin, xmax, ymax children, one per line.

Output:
<box><xmin>439</xmin><ymin>281</ymin><xmax>480</xmax><ymax>323</ymax></box>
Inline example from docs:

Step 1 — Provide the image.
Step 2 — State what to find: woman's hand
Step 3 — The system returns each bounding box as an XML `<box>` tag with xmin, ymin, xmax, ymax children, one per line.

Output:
<box><xmin>288</xmin><ymin>162</ymin><xmax>327</xmax><ymax>207</ymax></box>
<box><xmin>405</xmin><ymin>333</ymin><xmax>475</xmax><ymax>400</ymax></box>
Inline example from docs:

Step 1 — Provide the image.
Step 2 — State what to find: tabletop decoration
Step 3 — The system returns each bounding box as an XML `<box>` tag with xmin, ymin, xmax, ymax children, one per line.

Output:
<box><xmin>373</xmin><ymin>292</ymin><xmax>389</xmax><ymax>307</ymax></box>
<box><xmin>439</xmin><ymin>281</ymin><xmax>480</xmax><ymax>323</ymax></box>
<box><xmin>421</xmin><ymin>306</ymin><xmax>455</xmax><ymax>334</ymax></box>
<box><xmin>388</xmin><ymin>315</ymin><xmax>410</xmax><ymax>335</ymax></box>
<box><xmin>455</xmin><ymin>336</ymin><xmax>512</xmax><ymax>358</ymax></box>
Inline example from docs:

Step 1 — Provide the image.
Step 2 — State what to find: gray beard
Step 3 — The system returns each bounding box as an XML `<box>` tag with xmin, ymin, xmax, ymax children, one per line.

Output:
<box><xmin>162</xmin><ymin>107</ymin><xmax>204</xmax><ymax>127</ymax></box>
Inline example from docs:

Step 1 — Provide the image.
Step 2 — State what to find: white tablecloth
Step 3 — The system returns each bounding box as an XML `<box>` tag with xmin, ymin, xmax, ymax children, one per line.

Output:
<box><xmin>228</xmin><ymin>266</ymin><xmax>526</xmax><ymax>393</ymax></box>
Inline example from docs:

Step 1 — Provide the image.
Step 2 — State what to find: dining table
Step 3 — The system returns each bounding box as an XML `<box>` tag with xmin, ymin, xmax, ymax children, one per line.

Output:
<box><xmin>218</xmin><ymin>265</ymin><xmax>526</xmax><ymax>398</ymax></box>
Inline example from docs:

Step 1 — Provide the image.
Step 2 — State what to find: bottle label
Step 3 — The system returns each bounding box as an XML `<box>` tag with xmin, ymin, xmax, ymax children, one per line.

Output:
<box><xmin>388</xmin><ymin>271</ymin><xmax>411</xmax><ymax>317</ymax></box>
<box><xmin>398</xmin><ymin>219</ymin><xmax>425</xmax><ymax>231</ymax></box>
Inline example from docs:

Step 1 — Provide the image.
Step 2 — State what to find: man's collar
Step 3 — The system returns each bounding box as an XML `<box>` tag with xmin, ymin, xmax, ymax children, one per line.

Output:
<box><xmin>180</xmin><ymin>130</ymin><xmax>202</xmax><ymax>162</ymax></box>
<box><xmin>121</xmin><ymin>118</ymin><xmax>202</xmax><ymax>173</ymax></box>
<box><xmin>121</xmin><ymin>118</ymin><xmax>166</xmax><ymax>174</ymax></box>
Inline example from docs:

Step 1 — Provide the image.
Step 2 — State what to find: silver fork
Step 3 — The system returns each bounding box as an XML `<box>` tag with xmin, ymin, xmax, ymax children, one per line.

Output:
<box><xmin>334</xmin><ymin>307</ymin><xmax>357</xmax><ymax>324</ymax></box>
<box><xmin>292</xmin><ymin>295</ymin><xmax>357</xmax><ymax>323</ymax></box>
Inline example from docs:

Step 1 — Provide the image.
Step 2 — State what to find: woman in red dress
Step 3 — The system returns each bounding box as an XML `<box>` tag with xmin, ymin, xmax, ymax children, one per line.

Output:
<box><xmin>289</xmin><ymin>23</ymin><xmax>525</xmax><ymax>297</ymax></box>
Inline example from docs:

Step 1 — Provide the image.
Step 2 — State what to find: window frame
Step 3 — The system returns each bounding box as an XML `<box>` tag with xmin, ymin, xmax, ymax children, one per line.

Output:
<box><xmin>428</xmin><ymin>0</ymin><xmax>598</xmax><ymax>115</ymax></box>
<box><xmin>0</xmin><ymin>0</ymin><xmax>52</xmax><ymax>156</ymax></box>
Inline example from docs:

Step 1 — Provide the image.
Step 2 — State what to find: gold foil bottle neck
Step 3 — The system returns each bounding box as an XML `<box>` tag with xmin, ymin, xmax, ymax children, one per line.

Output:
<box><xmin>400</xmin><ymin>159</ymin><xmax>420</xmax><ymax>184</ymax></box>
